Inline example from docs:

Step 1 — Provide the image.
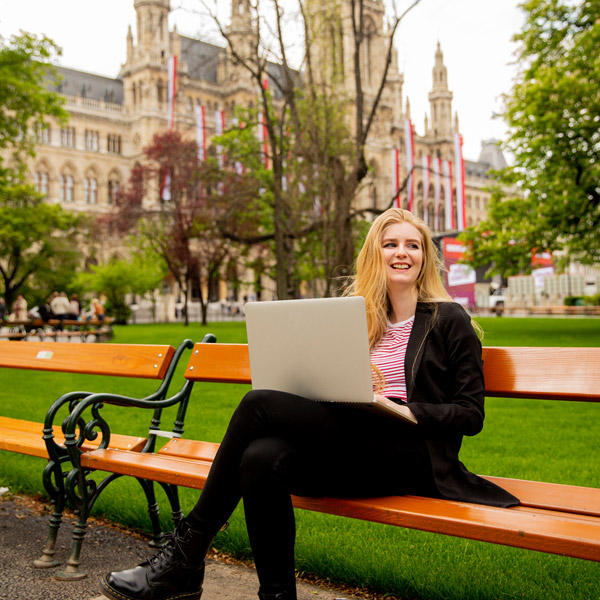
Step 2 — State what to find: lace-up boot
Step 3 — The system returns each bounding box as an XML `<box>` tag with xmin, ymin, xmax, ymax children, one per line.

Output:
<box><xmin>100</xmin><ymin>519</ymin><xmax>212</xmax><ymax>600</ymax></box>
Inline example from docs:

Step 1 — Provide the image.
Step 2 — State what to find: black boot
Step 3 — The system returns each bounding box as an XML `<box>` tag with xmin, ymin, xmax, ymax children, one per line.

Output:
<box><xmin>258</xmin><ymin>586</ymin><xmax>297</xmax><ymax>600</ymax></box>
<box><xmin>100</xmin><ymin>519</ymin><xmax>213</xmax><ymax>600</ymax></box>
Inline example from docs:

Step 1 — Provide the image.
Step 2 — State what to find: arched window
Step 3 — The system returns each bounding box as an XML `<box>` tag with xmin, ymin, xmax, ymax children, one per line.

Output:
<box><xmin>84</xmin><ymin>170</ymin><xmax>98</xmax><ymax>204</ymax></box>
<box><xmin>60</xmin><ymin>173</ymin><xmax>75</xmax><ymax>203</ymax></box>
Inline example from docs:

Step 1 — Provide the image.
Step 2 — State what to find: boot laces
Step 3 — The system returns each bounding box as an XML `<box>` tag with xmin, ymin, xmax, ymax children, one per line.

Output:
<box><xmin>147</xmin><ymin>533</ymin><xmax>180</xmax><ymax>573</ymax></box>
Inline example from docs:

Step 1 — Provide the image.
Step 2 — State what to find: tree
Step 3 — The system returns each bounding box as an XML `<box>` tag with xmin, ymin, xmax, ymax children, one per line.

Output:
<box><xmin>202</xmin><ymin>0</ymin><xmax>421</xmax><ymax>298</ymax></box>
<box><xmin>77</xmin><ymin>245</ymin><xmax>167</xmax><ymax>324</ymax></box>
<box><xmin>0</xmin><ymin>32</ymin><xmax>67</xmax><ymax>181</ymax></box>
<box><xmin>112</xmin><ymin>130</ymin><xmax>239</xmax><ymax>325</ymax></box>
<box><xmin>0</xmin><ymin>184</ymin><xmax>82</xmax><ymax>308</ymax></box>
<box><xmin>460</xmin><ymin>0</ymin><xmax>600</xmax><ymax>273</ymax></box>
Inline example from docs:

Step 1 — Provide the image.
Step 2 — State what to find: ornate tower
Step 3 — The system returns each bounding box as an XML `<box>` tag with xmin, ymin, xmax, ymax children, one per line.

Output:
<box><xmin>120</xmin><ymin>0</ymin><xmax>175</xmax><ymax>160</ymax></box>
<box><xmin>428</xmin><ymin>42</ymin><xmax>454</xmax><ymax>139</ymax></box>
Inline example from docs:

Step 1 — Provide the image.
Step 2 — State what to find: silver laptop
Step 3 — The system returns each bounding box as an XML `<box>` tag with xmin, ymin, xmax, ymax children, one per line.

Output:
<box><xmin>244</xmin><ymin>297</ymin><xmax>417</xmax><ymax>424</ymax></box>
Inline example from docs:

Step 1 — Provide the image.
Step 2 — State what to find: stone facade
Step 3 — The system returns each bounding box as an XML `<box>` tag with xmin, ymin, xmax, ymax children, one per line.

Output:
<box><xmin>24</xmin><ymin>0</ymin><xmax>505</xmax><ymax>307</ymax></box>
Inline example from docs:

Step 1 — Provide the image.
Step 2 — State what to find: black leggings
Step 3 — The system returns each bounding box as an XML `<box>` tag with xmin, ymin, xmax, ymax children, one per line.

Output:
<box><xmin>186</xmin><ymin>389</ymin><xmax>435</xmax><ymax>590</ymax></box>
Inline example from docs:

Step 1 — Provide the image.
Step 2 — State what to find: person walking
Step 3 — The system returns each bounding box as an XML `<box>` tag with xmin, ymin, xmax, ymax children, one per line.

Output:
<box><xmin>100</xmin><ymin>208</ymin><xmax>518</xmax><ymax>600</ymax></box>
<box><xmin>12</xmin><ymin>294</ymin><xmax>27</xmax><ymax>320</ymax></box>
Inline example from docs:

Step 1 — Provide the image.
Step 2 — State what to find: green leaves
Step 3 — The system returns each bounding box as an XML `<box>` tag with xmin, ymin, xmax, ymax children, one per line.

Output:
<box><xmin>462</xmin><ymin>0</ymin><xmax>600</xmax><ymax>274</ymax></box>
<box><xmin>0</xmin><ymin>32</ymin><xmax>67</xmax><ymax>181</ymax></box>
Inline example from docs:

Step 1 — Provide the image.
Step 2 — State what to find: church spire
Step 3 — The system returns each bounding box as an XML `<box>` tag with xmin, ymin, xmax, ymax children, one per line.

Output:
<box><xmin>428</xmin><ymin>42</ymin><xmax>453</xmax><ymax>138</ymax></box>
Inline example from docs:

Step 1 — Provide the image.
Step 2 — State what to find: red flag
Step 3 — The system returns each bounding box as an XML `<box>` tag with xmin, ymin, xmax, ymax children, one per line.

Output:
<box><xmin>167</xmin><ymin>55</ymin><xmax>177</xmax><ymax>130</ymax></box>
<box><xmin>404</xmin><ymin>119</ymin><xmax>415</xmax><ymax>211</ymax></box>
<box><xmin>454</xmin><ymin>133</ymin><xmax>466</xmax><ymax>231</ymax></box>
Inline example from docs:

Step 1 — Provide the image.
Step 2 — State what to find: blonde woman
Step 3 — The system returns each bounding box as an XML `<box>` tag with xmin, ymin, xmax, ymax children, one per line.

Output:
<box><xmin>101</xmin><ymin>208</ymin><xmax>517</xmax><ymax>600</ymax></box>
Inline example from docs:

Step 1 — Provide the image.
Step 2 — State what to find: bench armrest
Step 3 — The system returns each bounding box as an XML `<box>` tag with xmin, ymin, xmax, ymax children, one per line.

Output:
<box><xmin>61</xmin><ymin>335</ymin><xmax>215</xmax><ymax>464</ymax></box>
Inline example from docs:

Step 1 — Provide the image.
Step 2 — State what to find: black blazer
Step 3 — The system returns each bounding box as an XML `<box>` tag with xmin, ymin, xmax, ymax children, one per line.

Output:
<box><xmin>405</xmin><ymin>302</ymin><xmax>519</xmax><ymax>508</ymax></box>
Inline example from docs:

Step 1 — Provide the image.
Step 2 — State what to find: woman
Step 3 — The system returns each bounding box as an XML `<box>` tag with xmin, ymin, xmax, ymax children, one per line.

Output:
<box><xmin>101</xmin><ymin>209</ymin><xmax>517</xmax><ymax>600</ymax></box>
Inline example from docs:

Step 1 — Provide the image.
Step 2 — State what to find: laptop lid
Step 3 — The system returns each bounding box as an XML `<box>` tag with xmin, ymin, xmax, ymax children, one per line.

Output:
<box><xmin>245</xmin><ymin>297</ymin><xmax>374</xmax><ymax>403</ymax></box>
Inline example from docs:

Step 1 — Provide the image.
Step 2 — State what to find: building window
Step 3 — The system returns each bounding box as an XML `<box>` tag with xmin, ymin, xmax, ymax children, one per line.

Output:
<box><xmin>61</xmin><ymin>127</ymin><xmax>76</xmax><ymax>148</ymax></box>
<box><xmin>34</xmin><ymin>171</ymin><xmax>49</xmax><ymax>195</ymax></box>
<box><xmin>34</xmin><ymin>123</ymin><xmax>51</xmax><ymax>144</ymax></box>
<box><xmin>108</xmin><ymin>179</ymin><xmax>119</xmax><ymax>205</ymax></box>
<box><xmin>60</xmin><ymin>174</ymin><xmax>75</xmax><ymax>203</ymax></box>
<box><xmin>107</xmin><ymin>134</ymin><xmax>122</xmax><ymax>154</ymax></box>
<box><xmin>84</xmin><ymin>177</ymin><xmax>97</xmax><ymax>204</ymax></box>
<box><xmin>84</xmin><ymin>130</ymin><xmax>99</xmax><ymax>151</ymax></box>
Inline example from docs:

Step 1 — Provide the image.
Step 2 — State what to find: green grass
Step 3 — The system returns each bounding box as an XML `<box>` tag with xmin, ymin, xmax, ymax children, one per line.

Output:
<box><xmin>1</xmin><ymin>318</ymin><xmax>599</xmax><ymax>600</ymax></box>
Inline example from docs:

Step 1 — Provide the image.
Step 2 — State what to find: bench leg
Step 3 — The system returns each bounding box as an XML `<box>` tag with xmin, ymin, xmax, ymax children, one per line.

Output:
<box><xmin>34</xmin><ymin>457</ymin><xmax>69</xmax><ymax>569</ymax></box>
<box><xmin>162</xmin><ymin>482</ymin><xmax>185</xmax><ymax>527</ymax></box>
<box><xmin>137</xmin><ymin>478</ymin><xmax>169</xmax><ymax>548</ymax></box>
<box><xmin>32</xmin><ymin>501</ymin><xmax>64</xmax><ymax>569</ymax></box>
<box><xmin>54</xmin><ymin>467</ymin><xmax>95</xmax><ymax>580</ymax></box>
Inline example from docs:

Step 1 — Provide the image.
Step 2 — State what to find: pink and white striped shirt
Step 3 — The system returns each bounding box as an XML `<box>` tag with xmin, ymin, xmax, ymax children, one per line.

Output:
<box><xmin>370</xmin><ymin>316</ymin><xmax>415</xmax><ymax>400</ymax></box>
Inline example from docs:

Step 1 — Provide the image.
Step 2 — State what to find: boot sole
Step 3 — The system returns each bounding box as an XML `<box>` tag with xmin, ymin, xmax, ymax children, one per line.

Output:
<box><xmin>100</xmin><ymin>576</ymin><xmax>202</xmax><ymax>600</ymax></box>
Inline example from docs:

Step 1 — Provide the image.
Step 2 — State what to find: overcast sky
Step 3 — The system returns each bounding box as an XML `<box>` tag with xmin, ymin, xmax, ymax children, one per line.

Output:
<box><xmin>0</xmin><ymin>0</ymin><xmax>525</xmax><ymax>162</ymax></box>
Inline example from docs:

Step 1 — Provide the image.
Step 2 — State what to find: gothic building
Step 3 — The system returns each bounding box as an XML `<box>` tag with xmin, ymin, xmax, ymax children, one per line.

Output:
<box><xmin>25</xmin><ymin>0</ymin><xmax>506</xmax><ymax>308</ymax></box>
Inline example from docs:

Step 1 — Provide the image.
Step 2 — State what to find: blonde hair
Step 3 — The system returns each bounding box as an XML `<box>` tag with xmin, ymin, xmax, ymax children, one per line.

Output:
<box><xmin>345</xmin><ymin>208</ymin><xmax>453</xmax><ymax>348</ymax></box>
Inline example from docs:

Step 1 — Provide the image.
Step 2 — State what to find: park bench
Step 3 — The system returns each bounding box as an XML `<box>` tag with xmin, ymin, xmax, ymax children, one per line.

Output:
<box><xmin>0</xmin><ymin>318</ymin><xmax>114</xmax><ymax>342</ymax></box>
<box><xmin>528</xmin><ymin>305</ymin><xmax>600</xmax><ymax>316</ymax></box>
<box><xmin>58</xmin><ymin>342</ymin><xmax>600</xmax><ymax>580</ymax></box>
<box><xmin>0</xmin><ymin>338</ymin><xmax>196</xmax><ymax>579</ymax></box>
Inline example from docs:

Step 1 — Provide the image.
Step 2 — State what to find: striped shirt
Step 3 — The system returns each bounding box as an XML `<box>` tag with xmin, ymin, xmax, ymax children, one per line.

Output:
<box><xmin>370</xmin><ymin>316</ymin><xmax>415</xmax><ymax>400</ymax></box>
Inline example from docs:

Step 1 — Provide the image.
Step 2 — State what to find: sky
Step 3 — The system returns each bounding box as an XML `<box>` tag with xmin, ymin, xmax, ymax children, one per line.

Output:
<box><xmin>0</xmin><ymin>0</ymin><xmax>525</xmax><ymax>162</ymax></box>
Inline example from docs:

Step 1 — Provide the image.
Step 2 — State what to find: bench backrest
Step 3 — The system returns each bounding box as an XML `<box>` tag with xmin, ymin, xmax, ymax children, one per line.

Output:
<box><xmin>185</xmin><ymin>343</ymin><xmax>600</xmax><ymax>402</ymax></box>
<box><xmin>0</xmin><ymin>341</ymin><xmax>175</xmax><ymax>379</ymax></box>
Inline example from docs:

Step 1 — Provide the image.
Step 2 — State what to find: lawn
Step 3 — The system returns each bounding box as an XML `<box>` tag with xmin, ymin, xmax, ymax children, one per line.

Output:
<box><xmin>0</xmin><ymin>317</ymin><xmax>599</xmax><ymax>600</ymax></box>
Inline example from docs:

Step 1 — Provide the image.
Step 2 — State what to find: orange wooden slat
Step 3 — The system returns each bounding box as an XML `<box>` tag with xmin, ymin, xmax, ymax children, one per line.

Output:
<box><xmin>158</xmin><ymin>438</ymin><xmax>219</xmax><ymax>461</ymax></box>
<box><xmin>482</xmin><ymin>476</ymin><xmax>600</xmax><ymax>518</ymax></box>
<box><xmin>81</xmin><ymin>449</ymin><xmax>600</xmax><ymax>561</ymax></box>
<box><xmin>185</xmin><ymin>343</ymin><xmax>251</xmax><ymax>383</ymax></box>
<box><xmin>184</xmin><ymin>344</ymin><xmax>600</xmax><ymax>401</ymax></box>
<box><xmin>0</xmin><ymin>416</ymin><xmax>147</xmax><ymax>458</ymax></box>
<box><xmin>0</xmin><ymin>341</ymin><xmax>175</xmax><ymax>379</ymax></box>
<box><xmin>482</xmin><ymin>346</ymin><xmax>600</xmax><ymax>401</ymax></box>
<box><xmin>292</xmin><ymin>495</ymin><xmax>600</xmax><ymax>562</ymax></box>
<box><xmin>155</xmin><ymin>437</ymin><xmax>600</xmax><ymax>520</ymax></box>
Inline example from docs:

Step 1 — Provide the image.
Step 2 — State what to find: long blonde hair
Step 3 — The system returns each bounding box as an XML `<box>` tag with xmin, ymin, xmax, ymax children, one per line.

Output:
<box><xmin>345</xmin><ymin>208</ymin><xmax>452</xmax><ymax>348</ymax></box>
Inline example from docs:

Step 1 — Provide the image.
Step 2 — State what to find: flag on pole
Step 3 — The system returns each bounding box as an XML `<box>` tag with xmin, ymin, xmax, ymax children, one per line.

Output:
<box><xmin>195</xmin><ymin>104</ymin><xmax>206</xmax><ymax>162</ymax></box>
<box><xmin>167</xmin><ymin>55</ymin><xmax>177</xmax><ymax>130</ymax></box>
<box><xmin>443</xmin><ymin>159</ymin><xmax>455</xmax><ymax>230</ymax></box>
<box><xmin>422</xmin><ymin>154</ymin><xmax>431</xmax><ymax>226</ymax></box>
<box><xmin>162</xmin><ymin>55</ymin><xmax>177</xmax><ymax>201</ymax></box>
<box><xmin>404</xmin><ymin>118</ymin><xmax>415</xmax><ymax>211</ymax></box>
<box><xmin>215</xmin><ymin>109</ymin><xmax>225</xmax><ymax>170</ymax></box>
<box><xmin>454</xmin><ymin>133</ymin><xmax>467</xmax><ymax>231</ymax></box>
<box><xmin>259</xmin><ymin>78</ymin><xmax>269</xmax><ymax>169</ymax></box>
<box><xmin>391</xmin><ymin>148</ymin><xmax>400</xmax><ymax>208</ymax></box>
<box><xmin>434</xmin><ymin>157</ymin><xmax>442</xmax><ymax>230</ymax></box>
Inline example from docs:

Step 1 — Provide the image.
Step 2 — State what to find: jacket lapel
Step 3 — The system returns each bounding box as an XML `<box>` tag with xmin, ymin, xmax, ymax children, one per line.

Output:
<box><xmin>405</xmin><ymin>303</ymin><xmax>433</xmax><ymax>401</ymax></box>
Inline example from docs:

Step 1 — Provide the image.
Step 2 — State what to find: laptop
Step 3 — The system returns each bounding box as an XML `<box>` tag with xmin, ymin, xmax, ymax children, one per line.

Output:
<box><xmin>244</xmin><ymin>297</ymin><xmax>417</xmax><ymax>424</ymax></box>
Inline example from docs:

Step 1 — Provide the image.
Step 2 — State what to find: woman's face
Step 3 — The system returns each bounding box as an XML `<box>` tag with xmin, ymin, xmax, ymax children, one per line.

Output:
<box><xmin>380</xmin><ymin>221</ymin><xmax>424</xmax><ymax>293</ymax></box>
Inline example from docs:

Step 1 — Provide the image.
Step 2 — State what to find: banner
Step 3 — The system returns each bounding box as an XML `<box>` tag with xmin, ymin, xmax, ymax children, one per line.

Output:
<box><xmin>195</xmin><ymin>104</ymin><xmax>206</xmax><ymax>162</ymax></box>
<box><xmin>442</xmin><ymin>159</ymin><xmax>454</xmax><ymax>230</ymax></box>
<box><xmin>442</xmin><ymin>238</ymin><xmax>475</xmax><ymax>308</ymax></box>
<box><xmin>454</xmin><ymin>133</ymin><xmax>466</xmax><ymax>231</ymax></box>
<box><xmin>259</xmin><ymin>78</ymin><xmax>269</xmax><ymax>169</ymax></box>
<box><xmin>422</xmin><ymin>154</ymin><xmax>430</xmax><ymax>226</ymax></box>
<box><xmin>391</xmin><ymin>148</ymin><xmax>400</xmax><ymax>208</ymax></box>
<box><xmin>404</xmin><ymin>118</ymin><xmax>414</xmax><ymax>211</ymax></box>
<box><xmin>163</xmin><ymin>55</ymin><xmax>177</xmax><ymax>201</ymax></box>
<box><xmin>214</xmin><ymin>109</ymin><xmax>225</xmax><ymax>170</ymax></box>
<box><xmin>434</xmin><ymin>157</ymin><xmax>442</xmax><ymax>230</ymax></box>
<box><xmin>167</xmin><ymin>55</ymin><xmax>177</xmax><ymax>130</ymax></box>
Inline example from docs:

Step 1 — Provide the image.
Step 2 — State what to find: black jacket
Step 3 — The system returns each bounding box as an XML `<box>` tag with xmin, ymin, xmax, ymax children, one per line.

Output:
<box><xmin>405</xmin><ymin>302</ymin><xmax>519</xmax><ymax>507</ymax></box>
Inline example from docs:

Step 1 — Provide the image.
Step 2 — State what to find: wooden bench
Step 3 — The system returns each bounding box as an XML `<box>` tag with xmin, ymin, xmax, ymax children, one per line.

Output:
<box><xmin>0</xmin><ymin>338</ymin><xmax>195</xmax><ymax>579</ymax></box>
<box><xmin>60</xmin><ymin>343</ymin><xmax>600</xmax><ymax>581</ymax></box>
<box><xmin>528</xmin><ymin>306</ymin><xmax>600</xmax><ymax>316</ymax></box>
<box><xmin>0</xmin><ymin>318</ymin><xmax>114</xmax><ymax>342</ymax></box>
